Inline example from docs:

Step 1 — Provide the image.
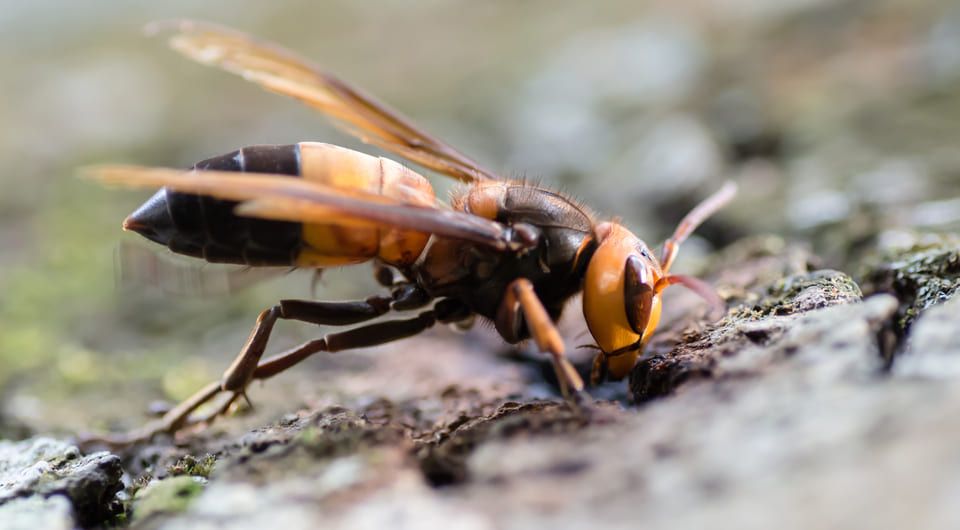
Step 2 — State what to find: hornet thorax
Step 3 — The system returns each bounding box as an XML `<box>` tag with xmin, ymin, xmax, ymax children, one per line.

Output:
<box><xmin>416</xmin><ymin>182</ymin><xmax>597</xmax><ymax>338</ymax></box>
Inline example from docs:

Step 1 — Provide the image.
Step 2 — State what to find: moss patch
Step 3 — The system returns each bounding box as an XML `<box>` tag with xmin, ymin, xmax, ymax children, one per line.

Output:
<box><xmin>131</xmin><ymin>476</ymin><xmax>205</xmax><ymax>522</ymax></box>
<box><xmin>861</xmin><ymin>236</ymin><xmax>960</xmax><ymax>332</ymax></box>
<box><xmin>166</xmin><ymin>454</ymin><xmax>217</xmax><ymax>479</ymax></box>
<box><xmin>632</xmin><ymin>268</ymin><xmax>863</xmax><ymax>402</ymax></box>
<box><xmin>756</xmin><ymin>269</ymin><xmax>863</xmax><ymax>317</ymax></box>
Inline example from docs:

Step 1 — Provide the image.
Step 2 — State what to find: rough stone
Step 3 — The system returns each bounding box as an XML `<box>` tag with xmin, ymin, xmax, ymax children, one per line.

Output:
<box><xmin>0</xmin><ymin>437</ymin><xmax>123</xmax><ymax>527</ymax></box>
<box><xmin>896</xmin><ymin>294</ymin><xmax>960</xmax><ymax>378</ymax></box>
<box><xmin>861</xmin><ymin>235</ymin><xmax>960</xmax><ymax>331</ymax></box>
<box><xmin>458</xmin><ymin>294</ymin><xmax>951</xmax><ymax>530</ymax></box>
<box><xmin>0</xmin><ymin>495</ymin><xmax>74</xmax><ymax>530</ymax></box>
<box><xmin>631</xmin><ymin>238</ymin><xmax>865</xmax><ymax>402</ymax></box>
<box><xmin>9</xmin><ymin>236</ymin><xmax>960</xmax><ymax>530</ymax></box>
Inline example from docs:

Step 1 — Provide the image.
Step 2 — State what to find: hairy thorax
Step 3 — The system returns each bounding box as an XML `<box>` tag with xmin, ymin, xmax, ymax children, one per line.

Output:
<box><xmin>417</xmin><ymin>182</ymin><xmax>598</xmax><ymax>331</ymax></box>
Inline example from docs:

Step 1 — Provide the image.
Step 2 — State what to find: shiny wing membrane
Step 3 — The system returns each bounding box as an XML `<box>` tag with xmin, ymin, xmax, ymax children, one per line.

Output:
<box><xmin>85</xmin><ymin>165</ymin><xmax>518</xmax><ymax>250</ymax></box>
<box><xmin>146</xmin><ymin>19</ymin><xmax>499</xmax><ymax>183</ymax></box>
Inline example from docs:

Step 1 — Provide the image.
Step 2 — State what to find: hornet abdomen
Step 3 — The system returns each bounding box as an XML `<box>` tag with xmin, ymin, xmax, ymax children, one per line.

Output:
<box><xmin>123</xmin><ymin>142</ymin><xmax>436</xmax><ymax>268</ymax></box>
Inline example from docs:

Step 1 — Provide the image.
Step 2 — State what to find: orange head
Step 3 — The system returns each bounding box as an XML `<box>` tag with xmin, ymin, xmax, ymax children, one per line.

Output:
<box><xmin>582</xmin><ymin>222</ymin><xmax>664</xmax><ymax>381</ymax></box>
<box><xmin>580</xmin><ymin>181</ymin><xmax>737</xmax><ymax>383</ymax></box>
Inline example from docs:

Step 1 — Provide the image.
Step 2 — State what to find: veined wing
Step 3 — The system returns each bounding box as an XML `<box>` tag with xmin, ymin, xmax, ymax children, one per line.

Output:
<box><xmin>84</xmin><ymin>165</ymin><xmax>524</xmax><ymax>251</ymax></box>
<box><xmin>146</xmin><ymin>19</ymin><xmax>500</xmax><ymax>183</ymax></box>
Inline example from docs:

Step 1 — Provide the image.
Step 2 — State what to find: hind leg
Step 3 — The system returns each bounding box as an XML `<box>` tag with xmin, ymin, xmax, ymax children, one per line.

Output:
<box><xmin>81</xmin><ymin>291</ymin><xmax>448</xmax><ymax>447</ymax></box>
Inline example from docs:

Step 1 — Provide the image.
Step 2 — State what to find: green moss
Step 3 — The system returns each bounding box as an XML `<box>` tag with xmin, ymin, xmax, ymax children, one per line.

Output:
<box><xmin>166</xmin><ymin>454</ymin><xmax>218</xmax><ymax>479</ymax></box>
<box><xmin>861</xmin><ymin>237</ymin><xmax>960</xmax><ymax>332</ymax></box>
<box><xmin>128</xmin><ymin>472</ymin><xmax>154</xmax><ymax>498</ymax></box>
<box><xmin>740</xmin><ymin>269</ymin><xmax>862</xmax><ymax>318</ymax></box>
<box><xmin>131</xmin><ymin>476</ymin><xmax>205</xmax><ymax>522</ymax></box>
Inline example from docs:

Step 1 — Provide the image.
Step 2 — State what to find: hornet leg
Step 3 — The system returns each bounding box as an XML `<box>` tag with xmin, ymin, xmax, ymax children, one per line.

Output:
<box><xmin>220</xmin><ymin>296</ymin><xmax>395</xmax><ymax>393</ymax></box>
<box><xmin>496</xmin><ymin>278</ymin><xmax>585</xmax><ymax>400</ymax></box>
<box><xmin>81</xmin><ymin>291</ymin><xmax>445</xmax><ymax>447</ymax></box>
<box><xmin>220</xmin><ymin>283</ymin><xmax>432</xmax><ymax>394</ymax></box>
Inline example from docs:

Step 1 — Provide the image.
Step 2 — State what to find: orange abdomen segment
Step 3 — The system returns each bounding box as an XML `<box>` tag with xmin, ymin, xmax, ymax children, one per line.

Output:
<box><xmin>296</xmin><ymin>142</ymin><xmax>435</xmax><ymax>268</ymax></box>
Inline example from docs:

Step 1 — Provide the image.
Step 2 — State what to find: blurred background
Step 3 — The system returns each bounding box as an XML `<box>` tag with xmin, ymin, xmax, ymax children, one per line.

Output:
<box><xmin>2</xmin><ymin>0</ymin><xmax>960</xmax><ymax>436</ymax></box>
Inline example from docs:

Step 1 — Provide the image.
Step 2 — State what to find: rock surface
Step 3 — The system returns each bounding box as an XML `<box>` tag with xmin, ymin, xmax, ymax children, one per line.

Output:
<box><xmin>4</xmin><ymin>236</ymin><xmax>960</xmax><ymax>529</ymax></box>
<box><xmin>861</xmin><ymin>235</ymin><xmax>960</xmax><ymax>332</ymax></box>
<box><xmin>896</xmin><ymin>294</ymin><xmax>960</xmax><ymax>378</ymax></box>
<box><xmin>0</xmin><ymin>438</ymin><xmax>123</xmax><ymax>527</ymax></box>
<box><xmin>0</xmin><ymin>495</ymin><xmax>74</xmax><ymax>530</ymax></box>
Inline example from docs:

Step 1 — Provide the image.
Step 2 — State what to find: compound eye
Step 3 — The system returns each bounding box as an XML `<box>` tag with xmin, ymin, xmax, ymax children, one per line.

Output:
<box><xmin>624</xmin><ymin>255</ymin><xmax>654</xmax><ymax>335</ymax></box>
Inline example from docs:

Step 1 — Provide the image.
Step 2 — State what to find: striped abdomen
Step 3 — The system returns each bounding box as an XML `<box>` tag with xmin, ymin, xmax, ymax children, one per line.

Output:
<box><xmin>123</xmin><ymin>142</ymin><xmax>436</xmax><ymax>268</ymax></box>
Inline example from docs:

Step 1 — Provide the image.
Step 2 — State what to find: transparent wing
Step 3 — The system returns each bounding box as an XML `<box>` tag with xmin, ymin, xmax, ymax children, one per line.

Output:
<box><xmin>85</xmin><ymin>164</ymin><xmax>523</xmax><ymax>250</ymax></box>
<box><xmin>147</xmin><ymin>19</ymin><xmax>500</xmax><ymax>183</ymax></box>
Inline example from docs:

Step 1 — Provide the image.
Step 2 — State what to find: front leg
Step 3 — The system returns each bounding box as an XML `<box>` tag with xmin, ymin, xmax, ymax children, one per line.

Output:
<box><xmin>496</xmin><ymin>278</ymin><xmax>585</xmax><ymax>399</ymax></box>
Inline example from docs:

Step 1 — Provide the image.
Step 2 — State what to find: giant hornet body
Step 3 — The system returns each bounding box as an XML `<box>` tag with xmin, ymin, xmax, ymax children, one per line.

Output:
<box><xmin>87</xmin><ymin>21</ymin><xmax>736</xmax><ymax>444</ymax></box>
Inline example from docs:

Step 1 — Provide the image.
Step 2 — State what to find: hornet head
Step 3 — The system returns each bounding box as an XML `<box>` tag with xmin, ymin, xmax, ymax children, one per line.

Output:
<box><xmin>582</xmin><ymin>222</ymin><xmax>664</xmax><ymax>382</ymax></box>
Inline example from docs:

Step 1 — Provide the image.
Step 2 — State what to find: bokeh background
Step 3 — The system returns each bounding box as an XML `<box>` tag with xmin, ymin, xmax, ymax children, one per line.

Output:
<box><xmin>2</xmin><ymin>0</ymin><xmax>960</xmax><ymax>436</ymax></box>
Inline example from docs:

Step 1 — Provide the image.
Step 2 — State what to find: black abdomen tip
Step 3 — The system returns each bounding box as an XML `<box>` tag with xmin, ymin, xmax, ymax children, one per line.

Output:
<box><xmin>124</xmin><ymin>144</ymin><xmax>305</xmax><ymax>266</ymax></box>
<box><xmin>124</xmin><ymin>189</ymin><xmax>176</xmax><ymax>246</ymax></box>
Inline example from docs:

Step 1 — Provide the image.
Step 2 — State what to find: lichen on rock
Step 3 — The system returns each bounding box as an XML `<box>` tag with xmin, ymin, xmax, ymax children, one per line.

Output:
<box><xmin>861</xmin><ymin>234</ymin><xmax>960</xmax><ymax>332</ymax></box>
<box><xmin>0</xmin><ymin>437</ymin><xmax>123</xmax><ymax>527</ymax></box>
<box><xmin>631</xmin><ymin>236</ymin><xmax>867</xmax><ymax>402</ymax></box>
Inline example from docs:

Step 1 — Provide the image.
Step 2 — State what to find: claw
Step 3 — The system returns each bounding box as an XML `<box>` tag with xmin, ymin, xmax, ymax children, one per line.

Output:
<box><xmin>239</xmin><ymin>391</ymin><xmax>254</xmax><ymax>410</ymax></box>
<box><xmin>566</xmin><ymin>387</ymin><xmax>592</xmax><ymax>411</ymax></box>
